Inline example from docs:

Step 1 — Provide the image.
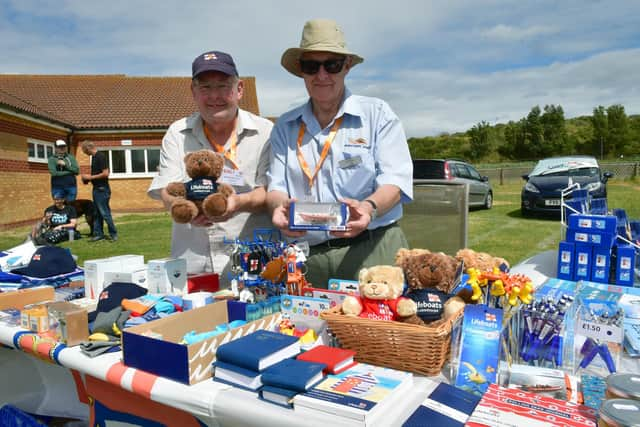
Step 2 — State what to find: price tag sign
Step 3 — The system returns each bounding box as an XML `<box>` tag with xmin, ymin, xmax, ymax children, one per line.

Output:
<box><xmin>577</xmin><ymin>316</ymin><xmax>623</xmax><ymax>342</ymax></box>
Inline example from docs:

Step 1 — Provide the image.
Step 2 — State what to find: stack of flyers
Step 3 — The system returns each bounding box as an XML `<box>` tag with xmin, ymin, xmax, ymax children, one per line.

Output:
<box><xmin>580</xmin><ymin>374</ymin><xmax>607</xmax><ymax>411</ymax></box>
<box><xmin>467</xmin><ymin>383</ymin><xmax>597</xmax><ymax>427</ymax></box>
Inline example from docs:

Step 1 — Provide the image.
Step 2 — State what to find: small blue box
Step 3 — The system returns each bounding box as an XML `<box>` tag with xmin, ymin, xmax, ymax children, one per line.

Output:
<box><xmin>566</xmin><ymin>229</ymin><xmax>616</xmax><ymax>248</ymax></box>
<box><xmin>557</xmin><ymin>241</ymin><xmax>575</xmax><ymax>280</ymax></box>
<box><xmin>568</xmin><ymin>213</ymin><xmax>617</xmax><ymax>234</ymax></box>
<box><xmin>574</xmin><ymin>243</ymin><xmax>592</xmax><ymax>281</ymax></box>
<box><xmin>615</xmin><ymin>244</ymin><xmax>637</xmax><ymax>286</ymax></box>
<box><xmin>590</xmin><ymin>246</ymin><xmax>611</xmax><ymax>284</ymax></box>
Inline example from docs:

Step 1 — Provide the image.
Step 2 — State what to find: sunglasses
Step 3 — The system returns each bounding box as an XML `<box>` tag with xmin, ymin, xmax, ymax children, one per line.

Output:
<box><xmin>299</xmin><ymin>58</ymin><xmax>346</xmax><ymax>75</ymax></box>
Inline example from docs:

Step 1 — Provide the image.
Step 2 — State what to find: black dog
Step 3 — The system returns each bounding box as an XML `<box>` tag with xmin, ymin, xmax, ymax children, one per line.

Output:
<box><xmin>69</xmin><ymin>199</ymin><xmax>96</xmax><ymax>236</ymax></box>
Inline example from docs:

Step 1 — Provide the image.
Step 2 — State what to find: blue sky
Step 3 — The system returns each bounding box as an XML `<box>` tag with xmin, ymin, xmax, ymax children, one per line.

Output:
<box><xmin>1</xmin><ymin>0</ymin><xmax>639</xmax><ymax>137</ymax></box>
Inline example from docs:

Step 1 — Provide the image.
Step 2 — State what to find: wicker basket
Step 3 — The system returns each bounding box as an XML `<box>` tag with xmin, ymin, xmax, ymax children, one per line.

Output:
<box><xmin>320</xmin><ymin>306</ymin><xmax>463</xmax><ymax>376</ymax></box>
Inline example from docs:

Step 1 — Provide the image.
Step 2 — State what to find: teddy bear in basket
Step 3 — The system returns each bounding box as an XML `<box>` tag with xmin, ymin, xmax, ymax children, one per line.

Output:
<box><xmin>455</xmin><ymin>248</ymin><xmax>510</xmax><ymax>273</ymax></box>
<box><xmin>341</xmin><ymin>265</ymin><xmax>417</xmax><ymax>321</ymax></box>
<box><xmin>395</xmin><ymin>248</ymin><xmax>466</xmax><ymax>326</ymax></box>
<box><xmin>166</xmin><ymin>150</ymin><xmax>234</xmax><ymax>223</ymax></box>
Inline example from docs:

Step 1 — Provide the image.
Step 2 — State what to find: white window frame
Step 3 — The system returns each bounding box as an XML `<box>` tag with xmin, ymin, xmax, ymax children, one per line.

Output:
<box><xmin>27</xmin><ymin>138</ymin><xmax>55</xmax><ymax>163</ymax></box>
<box><xmin>103</xmin><ymin>146</ymin><xmax>160</xmax><ymax>179</ymax></box>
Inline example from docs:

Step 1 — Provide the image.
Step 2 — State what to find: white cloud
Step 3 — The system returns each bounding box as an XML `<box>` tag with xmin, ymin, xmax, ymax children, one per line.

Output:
<box><xmin>481</xmin><ymin>24</ymin><xmax>557</xmax><ymax>42</ymax></box>
<box><xmin>1</xmin><ymin>0</ymin><xmax>639</xmax><ymax>137</ymax></box>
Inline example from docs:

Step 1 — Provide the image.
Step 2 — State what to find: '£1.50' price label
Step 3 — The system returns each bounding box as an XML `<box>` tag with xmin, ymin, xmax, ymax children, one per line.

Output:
<box><xmin>577</xmin><ymin>316</ymin><xmax>623</xmax><ymax>342</ymax></box>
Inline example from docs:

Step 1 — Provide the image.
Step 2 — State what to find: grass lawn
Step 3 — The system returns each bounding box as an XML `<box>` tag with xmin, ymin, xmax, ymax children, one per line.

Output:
<box><xmin>0</xmin><ymin>179</ymin><xmax>637</xmax><ymax>267</ymax></box>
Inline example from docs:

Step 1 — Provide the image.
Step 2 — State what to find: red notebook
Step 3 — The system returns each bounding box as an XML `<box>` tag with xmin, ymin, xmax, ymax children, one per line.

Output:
<box><xmin>297</xmin><ymin>345</ymin><xmax>357</xmax><ymax>375</ymax></box>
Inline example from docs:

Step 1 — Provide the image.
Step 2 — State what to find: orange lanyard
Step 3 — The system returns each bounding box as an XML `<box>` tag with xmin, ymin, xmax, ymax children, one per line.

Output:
<box><xmin>296</xmin><ymin>117</ymin><xmax>343</xmax><ymax>190</ymax></box>
<box><xmin>203</xmin><ymin>120</ymin><xmax>239</xmax><ymax>169</ymax></box>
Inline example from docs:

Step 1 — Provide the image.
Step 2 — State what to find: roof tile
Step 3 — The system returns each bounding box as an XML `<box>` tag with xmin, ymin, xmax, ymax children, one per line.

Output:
<box><xmin>0</xmin><ymin>74</ymin><xmax>260</xmax><ymax>129</ymax></box>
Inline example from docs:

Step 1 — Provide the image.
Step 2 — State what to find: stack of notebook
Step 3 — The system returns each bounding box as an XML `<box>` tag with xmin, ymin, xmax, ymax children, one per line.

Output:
<box><xmin>213</xmin><ymin>329</ymin><xmax>301</xmax><ymax>391</ymax></box>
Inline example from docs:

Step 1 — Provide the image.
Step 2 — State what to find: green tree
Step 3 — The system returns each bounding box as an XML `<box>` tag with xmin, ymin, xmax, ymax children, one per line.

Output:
<box><xmin>525</xmin><ymin>106</ymin><xmax>544</xmax><ymax>158</ymax></box>
<box><xmin>467</xmin><ymin>121</ymin><xmax>491</xmax><ymax>160</ymax></box>
<box><xmin>591</xmin><ymin>106</ymin><xmax>608</xmax><ymax>158</ymax></box>
<box><xmin>607</xmin><ymin>104</ymin><xmax>629</xmax><ymax>158</ymax></box>
<box><xmin>541</xmin><ymin>104</ymin><xmax>569</xmax><ymax>154</ymax></box>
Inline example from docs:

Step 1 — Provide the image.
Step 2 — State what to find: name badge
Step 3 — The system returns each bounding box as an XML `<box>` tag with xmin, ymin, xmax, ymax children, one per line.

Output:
<box><xmin>338</xmin><ymin>156</ymin><xmax>362</xmax><ymax>169</ymax></box>
<box><xmin>220</xmin><ymin>166</ymin><xmax>245</xmax><ymax>186</ymax></box>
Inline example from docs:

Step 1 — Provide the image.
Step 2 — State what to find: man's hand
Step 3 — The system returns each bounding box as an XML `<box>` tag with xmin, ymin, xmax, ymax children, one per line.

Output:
<box><xmin>272</xmin><ymin>198</ymin><xmax>307</xmax><ymax>238</ymax></box>
<box><xmin>81</xmin><ymin>174</ymin><xmax>91</xmax><ymax>184</ymax></box>
<box><xmin>207</xmin><ymin>194</ymin><xmax>239</xmax><ymax>223</ymax></box>
<box><xmin>330</xmin><ymin>198</ymin><xmax>371</xmax><ymax>238</ymax></box>
<box><xmin>191</xmin><ymin>213</ymin><xmax>213</xmax><ymax>227</ymax></box>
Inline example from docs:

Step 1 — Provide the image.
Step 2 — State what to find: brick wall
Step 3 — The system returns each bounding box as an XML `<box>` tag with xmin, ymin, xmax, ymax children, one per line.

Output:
<box><xmin>0</xmin><ymin>117</ymin><xmax>165</xmax><ymax>228</ymax></box>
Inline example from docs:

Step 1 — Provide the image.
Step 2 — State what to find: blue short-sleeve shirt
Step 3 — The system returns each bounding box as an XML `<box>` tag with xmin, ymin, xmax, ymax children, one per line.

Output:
<box><xmin>268</xmin><ymin>88</ymin><xmax>413</xmax><ymax>245</ymax></box>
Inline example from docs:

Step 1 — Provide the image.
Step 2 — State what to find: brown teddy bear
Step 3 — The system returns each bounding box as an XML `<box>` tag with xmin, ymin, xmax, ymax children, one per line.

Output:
<box><xmin>455</xmin><ymin>248</ymin><xmax>509</xmax><ymax>273</ymax></box>
<box><xmin>341</xmin><ymin>265</ymin><xmax>417</xmax><ymax>321</ymax></box>
<box><xmin>395</xmin><ymin>248</ymin><xmax>466</xmax><ymax>326</ymax></box>
<box><xmin>166</xmin><ymin>150</ymin><xmax>234</xmax><ymax>223</ymax></box>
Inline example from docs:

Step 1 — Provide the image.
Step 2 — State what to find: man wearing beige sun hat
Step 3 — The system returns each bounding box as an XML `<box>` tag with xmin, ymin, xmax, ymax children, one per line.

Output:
<box><xmin>267</xmin><ymin>18</ymin><xmax>414</xmax><ymax>289</ymax></box>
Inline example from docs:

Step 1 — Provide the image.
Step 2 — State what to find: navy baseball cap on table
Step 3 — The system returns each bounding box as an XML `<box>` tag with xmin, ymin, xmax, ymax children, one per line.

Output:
<box><xmin>11</xmin><ymin>246</ymin><xmax>77</xmax><ymax>278</ymax></box>
<box><xmin>192</xmin><ymin>51</ymin><xmax>238</xmax><ymax>78</ymax></box>
<box><xmin>88</xmin><ymin>282</ymin><xmax>148</xmax><ymax>322</ymax></box>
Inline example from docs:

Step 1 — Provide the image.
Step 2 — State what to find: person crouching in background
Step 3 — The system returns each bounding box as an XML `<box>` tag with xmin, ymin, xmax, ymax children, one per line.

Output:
<box><xmin>31</xmin><ymin>196</ymin><xmax>79</xmax><ymax>245</ymax></box>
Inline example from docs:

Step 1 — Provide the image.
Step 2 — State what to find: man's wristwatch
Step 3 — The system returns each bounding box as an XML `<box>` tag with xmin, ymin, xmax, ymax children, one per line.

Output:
<box><xmin>363</xmin><ymin>199</ymin><xmax>378</xmax><ymax>221</ymax></box>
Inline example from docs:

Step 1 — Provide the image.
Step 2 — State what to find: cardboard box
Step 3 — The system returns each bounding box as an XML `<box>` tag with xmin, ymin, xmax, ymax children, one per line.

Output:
<box><xmin>104</xmin><ymin>268</ymin><xmax>148</xmax><ymax>288</ymax></box>
<box><xmin>84</xmin><ymin>255</ymin><xmax>145</xmax><ymax>298</ymax></box>
<box><xmin>107</xmin><ymin>254</ymin><xmax>145</xmax><ymax>270</ymax></box>
<box><xmin>122</xmin><ymin>300</ymin><xmax>282</xmax><ymax>385</ymax></box>
<box><xmin>566</xmin><ymin>229</ymin><xmax>616</xmax><ymax>248</ymax></box>
<box><xmin>568</xmin><ymin>213</ymin><xmax>617</xmax><ymax>234</ymax></box>
<box><xmin>615</xmin><ymin>244</ymin><xmax>636</xmax><ymax>286</ymax></box>
<box><xmin>147</xmin><ymin>258</ymin><xmax>187</xmax><ymax>294</ymax></box>
<box><xmin>557</xmin><ymin>241</ymin><xmax>575</xmax><ymax>281</ymax></box>
<box><xmin>187</xmin><ymin>272</ymin><xmax>220</xmax><ymax>293</ymax></box>
<box><xmin>574</xmin><ymin>243</ymin><xmax>592</xmax><ymax>281</ymax></box>
<box><xmin>83</xmin><ymin>258</ymin><xmax>123</xmax><ymax>299</ymax></box>
<box><xmin>590</xmin><ymin>246</ymin><xmax>611</xmax><ymax>284</ymax></box>
<box><xmin>47</xmin><ymin>301</ymin><xmax>88</xmax><ymax>346</ymax></box>
<box><xmin>0</xmin><ymin>286</ymin><xmax>55</xmax><ymax>310</ymax></box>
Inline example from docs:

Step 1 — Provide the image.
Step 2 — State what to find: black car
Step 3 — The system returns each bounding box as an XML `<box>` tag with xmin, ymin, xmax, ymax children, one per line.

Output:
<box><xmin>521</xmin><ymin>156</ymin><xmax>613</xmax><ymax>216</ymax></box>
<box><xmin>412</xmin><ymin>159</ymin><xmax>493</xmax><ymax>209</ymax></box>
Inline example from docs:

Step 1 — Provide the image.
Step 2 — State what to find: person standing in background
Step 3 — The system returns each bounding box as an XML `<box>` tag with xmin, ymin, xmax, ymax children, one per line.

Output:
<box><xmin>147</xmin><ymin>50</ymin><xmax>273</xmax><ymax>280</ymax></box>
<box><xmin>81</xmin><ymin>140</ymin><xmax>118</xmax><ymax>242</ymax></box>
<box><xmin>48</xmin><ymin>139</ymin><xmax>79</xmax><ymax>202</ymax></box>
<box><xmin>267</xmin><ymin>19</ymin><xmax>414</xmax><ymax>289</ymax></box>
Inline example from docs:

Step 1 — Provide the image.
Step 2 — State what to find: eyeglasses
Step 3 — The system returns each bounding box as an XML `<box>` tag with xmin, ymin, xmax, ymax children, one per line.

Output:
<box><xmin>299</xmin><ymin>58</ymin><xmax>346</xmax><ymax>75</ymax></box>
<box><xmin>195</xmin><ymin>82</ymin><xmax>234</xmax><ymax>95</ymax></box>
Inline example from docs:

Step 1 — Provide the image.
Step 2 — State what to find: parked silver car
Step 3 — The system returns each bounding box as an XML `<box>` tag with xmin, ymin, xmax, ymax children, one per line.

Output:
<box><xmin>412</xmin><ymin>159</ymin><xmax>493</xmax><ymax>209</ymax></box>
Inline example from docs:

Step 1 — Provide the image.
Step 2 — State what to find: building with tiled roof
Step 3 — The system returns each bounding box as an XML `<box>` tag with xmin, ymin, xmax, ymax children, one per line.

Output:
<box><xmin>0</xmin><ymin>74</ymin><xmax>261</xmax><ymax>228</ymax></box>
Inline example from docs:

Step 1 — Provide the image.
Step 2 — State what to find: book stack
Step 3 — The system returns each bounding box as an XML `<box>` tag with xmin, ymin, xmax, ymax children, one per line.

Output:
<box><xmin>293</xmin><ymin>362</ymin><xmax>413</xmax><ymax>426</ymax></box>
<box><xmin>213</xmin><ymin>329</ymin><xmax>301</xmax><ymax>392</ymax></box>
<box><xmin>296</xmin><ymin>345</ymin><xmax>356</xmax><ymax>375</ymax></box>
<box><xmin>402</xmin><ymin>381</ymin><xmax>481</xmax><ymax>427</ymax></box>
<box><xmin>259</xmin><ymin>358</ymin><xmax>327</xmax><ymax>408</ymax></box>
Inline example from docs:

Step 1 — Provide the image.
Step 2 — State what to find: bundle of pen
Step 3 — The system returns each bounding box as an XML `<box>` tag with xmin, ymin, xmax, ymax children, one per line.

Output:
<box><xmin>517</xmin><ymin>295</ymin><xmax>574</xmax><ymax>368</ymax></box>
<box><xmin>465</xmin><ymin>268</ymin><xmax>535</xmax><ymax>365</ymax></box>
<box><xmin>574</xmin><ymin>303</ymin><xmax>624</xmax><ymax>377</ymax></box>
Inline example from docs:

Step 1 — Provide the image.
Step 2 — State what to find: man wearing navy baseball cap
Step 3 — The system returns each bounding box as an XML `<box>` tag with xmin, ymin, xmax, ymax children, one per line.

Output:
<box><xmin>147</xmin><ymin>50</ymin><xmax>273</xmax><ymax>282</ymax></box>
<box><xmin>191</xmin><ymin>51</ymin><xmax>239</xmax><ymax>78</ymax></box>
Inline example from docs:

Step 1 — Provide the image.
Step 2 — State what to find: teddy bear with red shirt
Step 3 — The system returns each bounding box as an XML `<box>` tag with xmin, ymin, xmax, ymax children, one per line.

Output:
<box><xmin>341</xmin><ymin>265</ymin><xmax>417</xmax><ymax>321</ymax></box>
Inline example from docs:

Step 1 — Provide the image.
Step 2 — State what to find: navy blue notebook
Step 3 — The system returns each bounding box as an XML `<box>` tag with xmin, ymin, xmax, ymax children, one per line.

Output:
<box><xmin>402</xmin><ymin>382</ymin><xmax>481</xmax><ymax>427</ymax></box>
<box><xmin>213</xmin><ymin>360</ymin><xmax>262</xmax><ymax>391</ymax></box>
<box><xmin>258</xmin><ymin>385</ymin><xmax>298</xmax><ymax>409</ymax></box>
<box><xmin>261</xmin><ymin>358</ymin><xmax>326</xmax><ymax>392</ymax></box>
<box><xmin>215</xmin><ymin>330</ymin><xmax>300</xmax><ymax>371</ymax></box>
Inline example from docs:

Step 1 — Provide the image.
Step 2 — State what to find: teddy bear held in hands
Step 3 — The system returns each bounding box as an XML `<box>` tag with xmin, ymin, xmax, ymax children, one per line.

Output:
<box><xmin>166</xmin><ymin>150</ymin><xmax>234</xmax><ymax>224</ymax></box>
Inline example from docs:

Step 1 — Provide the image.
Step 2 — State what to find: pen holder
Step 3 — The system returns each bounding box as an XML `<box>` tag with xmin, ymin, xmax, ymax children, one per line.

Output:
<box><xmin>512</xmin><ymin>295</ymin><xmax>576</xmax><ymax>371</ymax></box>
<box><xmin>573</xmin><ymin>301</ymin><xmax>623</xmax><ymax>378</ymax></box>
